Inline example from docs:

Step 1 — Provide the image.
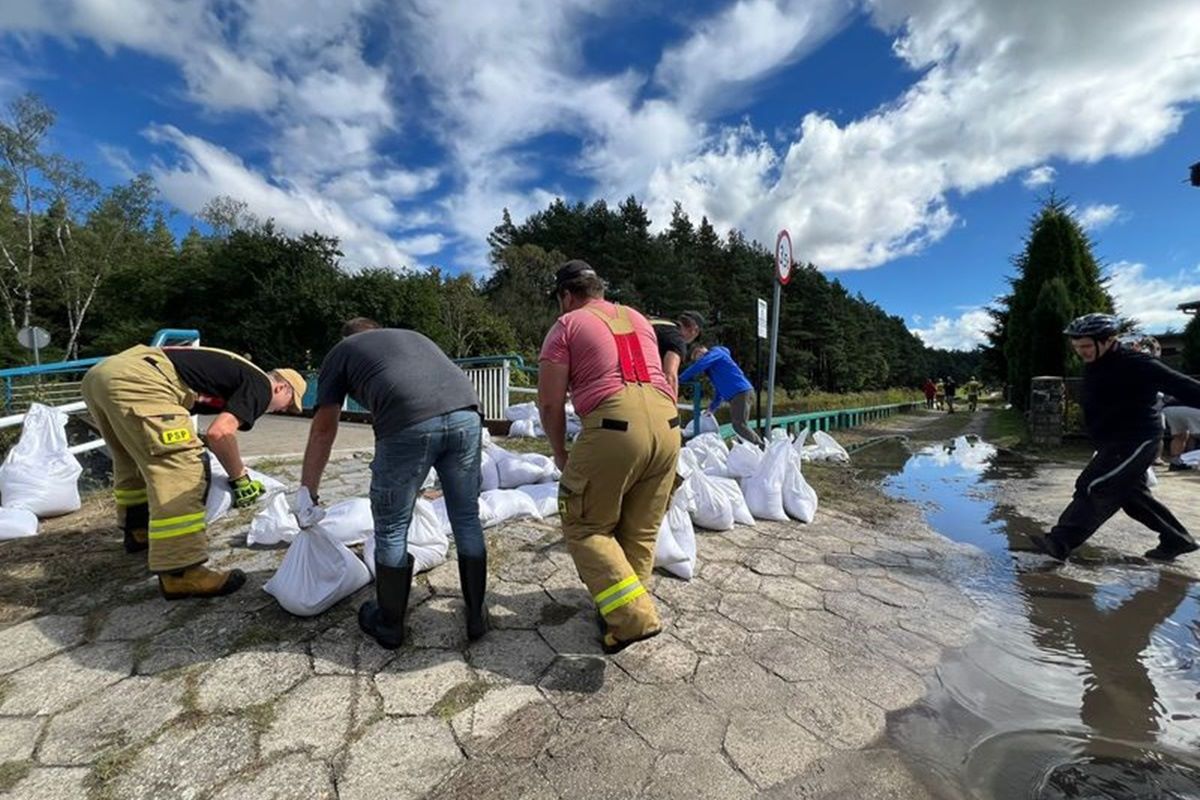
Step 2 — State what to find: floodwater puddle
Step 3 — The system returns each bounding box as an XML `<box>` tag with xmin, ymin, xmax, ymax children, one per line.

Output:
<box><xmin>861</xmin><ymin>436</ymin><xmax>1200</xmax><ymax>800</ymax></box>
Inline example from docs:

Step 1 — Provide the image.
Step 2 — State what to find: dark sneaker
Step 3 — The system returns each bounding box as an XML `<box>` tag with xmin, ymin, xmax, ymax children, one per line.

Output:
<box><xmin>1029</xmin><ymin>535</ymin><xmax>1069</xmax><ymax>561</ymax></box>
<box><xmin>1144</xmin><ymin>541</ymin><xmax>1200</xmax><ymax>562</ymax></box>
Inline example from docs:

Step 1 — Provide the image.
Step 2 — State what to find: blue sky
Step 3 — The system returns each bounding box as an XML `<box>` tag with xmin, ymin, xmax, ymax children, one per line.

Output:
<box><xmin>3</xmin><ymin>0</ymin><xmax>1200</xmax><ymax>349</ymax></box>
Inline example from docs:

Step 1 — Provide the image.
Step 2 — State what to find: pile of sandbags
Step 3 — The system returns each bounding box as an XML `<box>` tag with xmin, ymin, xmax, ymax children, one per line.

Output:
<box><xmin>206</xmin><ymin>457</ymin><xmax>286</xmax><ymax>523</ymax></box>
<box><xmin>504</xmin><ymin>402</ymin><xmax>581</xmax><ymax>438</ymax></box>
<box><xmin>654</xmin><ymin>480</ymin><xmax>697</xmax><ymax>579</ymax></box>
<box><xmin>0</xmin><ymin>404</ymin><xmax>83</xmax><ymax>539</ymax></box>
<box><xmin>801</xmin><ymin>430</ymin><xmax>850</xmax><ymax>463</ymax></box>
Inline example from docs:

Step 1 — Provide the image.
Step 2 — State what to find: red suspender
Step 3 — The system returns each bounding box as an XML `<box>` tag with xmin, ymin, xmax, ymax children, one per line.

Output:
<box><xmin>584</xmin><ymin>304</ymin><xmax>652</xmax><ymax>384</ymax></box>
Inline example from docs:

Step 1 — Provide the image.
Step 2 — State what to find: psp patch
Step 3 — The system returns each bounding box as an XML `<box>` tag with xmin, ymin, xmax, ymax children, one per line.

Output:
<box><xmin>160</xmin><ymin>428</ymin><xmax>192</xmax><ymax>445</ymax></box>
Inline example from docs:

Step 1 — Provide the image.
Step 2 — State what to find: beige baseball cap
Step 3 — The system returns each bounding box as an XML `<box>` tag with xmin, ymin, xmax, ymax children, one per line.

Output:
<box><xmin>272</xmin><ymin>368</ymin><xmax>307</xmax><ymax>414</ymax></box>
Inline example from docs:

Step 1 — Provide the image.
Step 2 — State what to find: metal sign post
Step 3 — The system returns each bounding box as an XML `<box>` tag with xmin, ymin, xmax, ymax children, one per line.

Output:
<box><xmin>756</xmin><ymin>298</ymin><xmax>767</xmax><ymax>431</ymax></box>
<box><xmin>765</xmin><ymin>231</ymin><xmax>792</xmax><ymax>438</ymax></box>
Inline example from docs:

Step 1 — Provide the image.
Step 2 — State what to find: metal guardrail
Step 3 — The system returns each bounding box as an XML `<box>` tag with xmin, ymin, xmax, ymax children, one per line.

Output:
<box><xmin>718</xmin><ymin>401</ymin><xmax>923</xmax><ymax>440</ymax></box>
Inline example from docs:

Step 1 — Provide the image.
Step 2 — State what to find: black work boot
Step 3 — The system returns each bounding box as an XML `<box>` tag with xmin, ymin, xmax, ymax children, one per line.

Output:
<box><xmin>1144</xmin><ymin>540</ymin><xmax>1200</xmax><ymax>562</ymax></box>
<box><xmin>359</xmin><ymin>553</ymin><xmax>414</xmax><ymax>649</ymax></box>
<box><xmin>123</xmin><ymin>503</ymin><xmax>149</xmax><ymax>553</ymax></box>
<box><xmin>458</xmin><ymin>554</ymin><xmax>490</xmax><ymax>641</ymax></box>
<box><xmin>1029</xmin><ymin>534</ymin><xmax>1070</xmax><ymax>561</ymax></box>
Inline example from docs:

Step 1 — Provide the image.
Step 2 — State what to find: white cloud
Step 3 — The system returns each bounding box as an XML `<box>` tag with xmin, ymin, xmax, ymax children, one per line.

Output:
<box><xmin>1071</xmin><ymin>202</ymin><xmax>1121</xmax><ymax>231</ymax></box>
<box><xmin>911</xmin><ymin>307</ymin><xmax>994</xmax><ymax>350</ymax></box>
<box><xmin>1107</xmin><ymin>261</ymin><xmax>1200</xmax><ymax>332</ymax></box>
<box><xmin>1021</xmin><ymin>165</ymin><xmax>1056</xmax><ymax>188</ymax></box>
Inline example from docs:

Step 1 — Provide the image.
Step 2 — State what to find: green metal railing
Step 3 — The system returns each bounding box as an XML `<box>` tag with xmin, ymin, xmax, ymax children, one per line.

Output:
<box><xmin>717</xmin><ymin>401</ymin><xmax>923</xmax><ymax>440</ymax></box>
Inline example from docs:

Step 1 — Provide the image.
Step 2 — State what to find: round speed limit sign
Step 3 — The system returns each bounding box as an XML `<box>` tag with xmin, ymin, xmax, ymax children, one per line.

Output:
<box><xmin>775</xmin><ymin>229</ymin><xmax>793</xmax><ymax>285</ymax></box>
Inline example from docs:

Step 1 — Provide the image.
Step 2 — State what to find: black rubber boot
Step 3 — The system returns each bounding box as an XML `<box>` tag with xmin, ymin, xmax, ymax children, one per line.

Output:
<box><xmin>1144</xmin><ymin>540</ymin><xmax>1199</xmax><ymax>562</ymax></box>
<box><xmin>123</xmin><ymin>503</ymin><xmax>149</xmax><ymax>553</ymax></box>
<box><xmin>1029</xmin><ymin>534</ymin><xmax>1069</xmax><ymax>562</ymax></box>
<box><xmin>359</xmin><ymin>553</ymin><xmax>414</xmax><ymax>649</ymax></box>
<box><xmin>458</xmin><ymin>553</ymin><xmax>490</xmax><ymax>641</ymax></box>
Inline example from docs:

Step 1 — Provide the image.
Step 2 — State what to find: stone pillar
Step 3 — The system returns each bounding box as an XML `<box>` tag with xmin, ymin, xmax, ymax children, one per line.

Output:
<box><xmin>1029</xmin><ymin>376</ymin><xmax>1064</xmax><ymax>446</ymax></box>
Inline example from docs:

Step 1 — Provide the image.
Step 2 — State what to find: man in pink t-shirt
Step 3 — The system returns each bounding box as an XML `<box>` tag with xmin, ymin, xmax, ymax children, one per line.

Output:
<box><xmin>538</xmin><ymin>260</ymin><xmax>681</xmax><ymax>655</ymax></box>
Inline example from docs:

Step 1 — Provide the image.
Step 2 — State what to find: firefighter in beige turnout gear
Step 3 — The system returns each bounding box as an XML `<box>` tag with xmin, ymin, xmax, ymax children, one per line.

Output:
<box><xmin>82</xmin><ymin>344</ymin><xmax>306</xmax><ymax>599</ymax></box>
<box><xmin>539</xmin><ymin>260</ymin><xmax>681</xmax><ymax>654</ymax></box>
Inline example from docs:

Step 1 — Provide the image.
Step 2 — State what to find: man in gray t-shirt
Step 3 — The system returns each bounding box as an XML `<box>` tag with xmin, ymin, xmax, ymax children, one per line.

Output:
<box><xmin>300</xmin><ymin>318</ymin><xmax>488</xmax><ymax>649</ymax></box>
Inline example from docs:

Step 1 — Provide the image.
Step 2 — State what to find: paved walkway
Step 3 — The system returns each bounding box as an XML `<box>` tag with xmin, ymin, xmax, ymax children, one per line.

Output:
<box><xmin>0</xmin><ymin>411</ymin><xmax>982</xmax><ymax>799</ymax></box>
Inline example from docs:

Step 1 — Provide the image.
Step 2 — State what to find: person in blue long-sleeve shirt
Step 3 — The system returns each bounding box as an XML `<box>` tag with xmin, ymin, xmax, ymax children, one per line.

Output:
<box><xmin>679</xmin><ymin>345</ymin><xmax>762</xmax><ymax>446</ymax></box>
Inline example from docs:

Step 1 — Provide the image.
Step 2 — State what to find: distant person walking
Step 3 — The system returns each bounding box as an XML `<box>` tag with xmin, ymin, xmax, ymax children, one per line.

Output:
<box><xmin>923</xmin><ymin>378</ymin><xmax>937</xmax><ymax>409</ymax></box>
<box><xmin>935</xmin><ymin>379</ymin><xmax>945</xmax><ymax>410</ymax></box>
<box><xmin>944</xmin><ymin>376</ymin><xmax>958</xmax><ymax>413</ymax></box>
<box><xmin>679</xmin><ymin>345</ymin><xmax>762</xmax><ymax>447</ymax></box>
<box><xmin>963</xmin><ymin>376</ymin><xmax>983</xmax><ymax>412</ymax></box>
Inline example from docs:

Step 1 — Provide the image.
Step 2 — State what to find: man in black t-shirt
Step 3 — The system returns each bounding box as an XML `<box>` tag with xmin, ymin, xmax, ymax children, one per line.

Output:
<box><xmin>82</xmin><ymin>344</ymin><xmax>305</xmax><ymax>599</ymax></box>
<box><xmin>651</xmin><ymin>311</ymin><xmax>704</xmax><ymax>394</ymax></box>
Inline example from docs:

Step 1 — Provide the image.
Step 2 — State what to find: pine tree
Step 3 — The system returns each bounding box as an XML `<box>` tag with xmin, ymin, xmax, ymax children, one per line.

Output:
<box><xmin>1182</xmin><ymin>314</ymin><xmax>1200</xmax><ymax>374</ymax></box>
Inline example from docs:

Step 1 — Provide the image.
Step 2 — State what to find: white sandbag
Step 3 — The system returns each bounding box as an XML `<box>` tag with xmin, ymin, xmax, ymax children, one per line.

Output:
<box><xmin>727</xmin><ymin>442</ymin><xmax>764</xmax><ymax>479</ymax></box>
<box><xmin>421</xmin><ymin>468</ymin><xmax>438</xmax><ymax>491</ymax></box>
<box><xmin>517</xmin><ymin>481</ymin><xmax>560</xmax><ymax>517</ymax></box>
<box><xmin>1145</xmin><ymin>467</ymin><xmax>1158</xmax><ymax>488</ymax></box>
<box><xmin>0</xmin><ymin>507</ymin><xmax>38</xmax><ymax>540</ymax></box>
<box><xmin>654</xmin><ymin>487</ymin><xmax>696</xmax><ymax>579</ymax></box>
<box><xmin>687</xmin><ymin>471</ymin><xmax>735</xmax><ymax>531</ymax></box>
<box><xmin>205</xmin><ymin>457</ymin><xmax>285</xmax><ymax>523</ymax></box>
<box><xmin>683</xmin><ymin>411</ymin><xmax>720</xmax><ymax>438</ymax></box>
<box><xmin>712</xmin><ymin>475</ymin><xmax>756</xmax><ymax>526</ymax></box>
<box><xmin>318</xmin><ymin>498</ymin><xmax>374</xmax><ymax>546</ymax></box>
<box><xmin>363</xmin><ymin>497</ymin><xmax>448</xmax><ymax>575</ymax></box>
<box><xmin>741</xmin><ymin>439</ymin><xmax>790</xmax><ymax>522</ymax></box>
<box><xmin>769</xmin><ymin>428</ymin><xmax>793</xmax><ymax>443</ymax></box>
<box><xmin>686</xmin><ymin>432</ymin><xmax>730</xmax><ymax>473</ymax></box>
<box><xmin>802</xmin><ymin>430</ymin><xmax>850</xmax><ymax>464</ymax></box>
<box><xmin>1180</xmin><ymin>450</ymin><xmax>1200</xmax><ymax>467</ymax></box>
<box><xmin>505</xmin><ymin>402</ymin><xmax>540</xmax><ymax>421</ymax></box>
<box><xmin>247</xmin><ymin>492</ymin><xmax>300</xmax><ymax>546</ymax></box>
<box><xmin>264</xmin><ymin>526</ymin><xmax>371</xmax><ymax>616</ymax></box>
<box><xmin>481</xmin><ymin>428</ymin><xmax>493</xmax><ymax>449</ymax></box>
<box><xmin>783</xmin><ymin>450</ymin><xmax>819</xmax><ymax>523</ymax></box>
<box><xmin>793</xmin><ymin>426</ymin><xmax>811</xmax><ymax>451</ymax></box>
<box><xmin>508</xmin><ymin>418</ymin><xmax>541</xmax><ymax>438</ymax></box>
<box><xmin>0</xmin><ymin>403</ymin><xmax>82</xmax><ymax>517</ymax></box>
<box><xmin>480</xmin><ymin>449</ymin><xmax>500</xmax><ymax>491</ymax></box>
<box><xmin>496</xmin><ymin>452</ymin><xmax>557</xmax><ymax>488</ymax></box>
<box><xmin>481</xmin><ymin>489</ymin><xmax>542</xmax><ymax>525</ymax></box>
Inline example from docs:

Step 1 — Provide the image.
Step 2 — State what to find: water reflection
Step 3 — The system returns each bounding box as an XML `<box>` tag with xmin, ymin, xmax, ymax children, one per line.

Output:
<box><xmin>879</xmin><ymin>436</ymin><xmax>1200</xmax><ymax>800</ymax></box>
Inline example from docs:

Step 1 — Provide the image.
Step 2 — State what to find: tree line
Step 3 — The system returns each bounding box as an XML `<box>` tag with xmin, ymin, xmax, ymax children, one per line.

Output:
<box><xmin>3</xmin><ymin>92</ymin><xmax>982</xmax><ymax>392</ymax></box>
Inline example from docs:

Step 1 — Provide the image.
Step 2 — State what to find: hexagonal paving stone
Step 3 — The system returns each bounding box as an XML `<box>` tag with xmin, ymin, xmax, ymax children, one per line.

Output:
<box><xmin>95</xmin><ymin>599</ymin><xmax>179</xmax><ymax>641</ymax></box>
<box><xmin>488</xmin><ymin>580</ymin><xmax>555</xmax><ymax>630</ymax></box>
<box><xmin>787</xmin><ymin>609</ymin><xmax>876</xmax><ymax>665</ymax></box>
<box><xmin>0</xmin><ymin>642</ymin><xmax>133</xmax><ymax>715</ymax></box>
<box><xmin>861</xmin><ymin>625</ymin><xmax>943</xmax><ymax>673</ymax></box>
<box><xmin>537</xmin><ymin>609</ymin><xmax>605</xmax><ymax>656</ymax></box>
<box><xmin>770</xmin><ymin>537</ymin><xmax>825</xmax><ymax>563</ymax></box>
<box><xmin>405</xmin><ymin>596</ymin><xmax>469</xmax><ymax>649</ymax></box>
<box><xmin>792</xmin><ymin>562</ymin><xmax>857</xmax><ymax>592</ymax></box>
<box><xmin>3</xmin><ymin>767</ymin><xmax>89</xmax><ymax>800</ymax></box>
<box><xmin>823</xmin><ymin>590</ymin><xmax>902</xmax><ymax>628</ymax></box>
<box><xmin>538</xmin><ymin>656</ymin><xmax>633</xmax><ymax>720</ymax></box>
<box><xmin>651</xmin><ymin>576</ymin><xmax>721</xmax><ymax>613</ymax></box>
<box><xmin>851</xmin><ymin>543</ymin><xmax>910</xmax><ymax>568</ymax></box>
<box><xmin>724</xmin><ymin>710</ymin><xmax>831</xmax><ymax>788</ymax></box>
<box><xmin>643</xmin><ymin>752</ymin><xmax>756</xmax><ymax>800</ymax></box>
<box><xmin>856</xmin><ymin>576</ymin><xmax>927</xmax><ymax>609</ymax></box>
<box><xmin>493</xmin><ymin>551</ymin><xmax>559</xmax><ymax>585</ymax></box>
<box><xmin>740</xmin><ymin>549</ymin><xmax>795</xmax><ymax>576</ymax></box>
<box><xmin>695</xmin><ymin>534</ymin><xmax>746</xmax><ymax>562</ymax></box>
<box><xmin>537</xmin><ymin>718</ymin><xmax>656</xmax><ymax>799</ymax></box>
<box><xmin>468</xmin><ymin>629</ymin><xmax>557</xmax><ymax>685</ymax></box>
<box><xmin>39</xmin><ymin>676</ymin><xmax>186</xmax><ymax>765</ymax></box>
<box><xmin>450</xmin><ymin>684</ymin><xmax>558</xmax><ymax>759</ymax></box>
<box><xmin>109</xmin><ymin>716</ymin><xmax>255</xmax><ymax>800</ymax></box>
<box><xmin>718</xmin><ymin>592</ymin><xmax>790</xmax><ymax>632</ymax></box>
<box><xmin>785</xmin><ymin>678</ymin><xmax>887</xmax><ymax>749</ymax></box>
<box><xmin>261</xmin><ymin>676</ymin><xmax>355</xmax><ymax>760</ymax></box>
<box><xmin>748</xmin><ymin>630</ymin><xmax>836</xmax><ymax>682</ymax></box>
<box><xmin>426</xmin><ymin>757</ymin><xmax>558</xmax><ymax>800</ymax></box>
<box><xmin>758</xmin><ymin>575</ymin><xmax>823</xmax><ymax>610</ymax></box>
<box><xmin>0</xmin><ymin>717</ymin><xmax>43</xmax><ymax>762</ymax></box>
<box><xmin>759</xmin><ymin>747</ymin><xmax>936</xmax><ymax>800</ymax></box>
<box><xmin>375</xmin><ymin>648</ymin><xmax>474</xmax><ymax>715</ymax></box>
<box><xmin>211</xmin><ymin>753</ymin><xmax>335</xmax><ymax>800</ymax></box>
<box><xmin>0</xmin><ymin>615</ymin><xmax>85</xmax><ymax>675</ymax></box>
<box><xmin>424</xmin><ymin>561</ymin><xmax>463</xmax><ymax>595</ymax></box>
<box><xmin>898</xmin><ymin>609</ymin><xmax>974</xmax><ymax>649</ymax></box>
<box><xmin>611</xmin><ymin>633</ymin><xmax>698</xmax><ymax>683</ymax></box>
<box><xmin>698</xmin><ymin>561</ymin><xmax>762</xmax><ymax>593</ymax></box>
<box><xmin>309</xmin><ymin>624</ymin><xmax>393</xmax><ymax>676</ymax></box>
<box><xmin>136</xmin><ymin>612</ymin><xmax>256</xmax><ymax>675</ymax></box>
<box><xmin>670</xmin><ymin>612</ymin><xmax>750</xmax><ymax>656</ymax></box>
<box><xmin>693</xmin><ymin>656</ymin><xmax>790</xmax><ymax>713</ymax></box>
<box><xmin>835</xmin><ymin>662</ymin><xmax>928</xmax><ymax>712</ymax></box>
<box><xmin>622</xmin><ymin>684</ymin><xmax>727</xmax><ymax>753</ymax></box>
<box><xmin>194</xmin><ymin>649</ymin><xmax>311</xmax><ymax>713</ymax></box>
<box><xmin>824</xmin><ymin>554</ymin><xmax>887</xmax><ymax>577</ymax></box>
<box><xmin>339</xmin><ymin>717</ymin><xmax>464</xmax><ymax>800</ymax></box>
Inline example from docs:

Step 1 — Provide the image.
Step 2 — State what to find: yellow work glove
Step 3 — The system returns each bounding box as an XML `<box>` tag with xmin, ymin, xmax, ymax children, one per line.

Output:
<box><xmin>231</xmin><ymin>474</ymin><xmax>265</xmax><ymax>508</ymax></box>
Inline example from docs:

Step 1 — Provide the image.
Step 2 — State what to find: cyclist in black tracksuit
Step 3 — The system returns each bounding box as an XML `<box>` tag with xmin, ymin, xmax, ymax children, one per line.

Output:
<box><xmin>1031</xmin><ymin>314</ymin><xmax>1200</xmax><ymax>562</ymax></box>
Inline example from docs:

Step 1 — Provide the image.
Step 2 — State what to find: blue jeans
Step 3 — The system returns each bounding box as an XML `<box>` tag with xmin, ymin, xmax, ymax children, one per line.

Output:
<box><xmin>369</xmin><ymin>409</ymin><xmax>486</xmax><ymax>568</ymax></box>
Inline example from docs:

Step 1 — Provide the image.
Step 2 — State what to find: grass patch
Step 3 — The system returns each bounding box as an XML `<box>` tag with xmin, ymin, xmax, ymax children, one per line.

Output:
<box><xmin>804</xmin><ymin>463</ymin><xmax>901</xmax><ymax>526</ymax></box>
<box><xmin>985</xmin><ymin>407</ymin><xmax>1027</xmax><ymax>449</ymax></box>
<box><xmin>246</xmin><ymin>457</ymin><xmax>297</xmax><ymax>474</ymax></box>
<box><xmin>493</xmin><ymin>437</ymin><xmax>554</xmax><ymax>456</ymax></box>
<box><xmin>0</xmin><ymin>760</ymin><xmax>31</xmax><ymax>793</ymax></box>
<box><xmin>87</xmin><ymin>745</ymin><xmax>141</xmax><ymax>800</ymax></box>
<box><xmin>231</xmin><ymin>623</ymin><xmax>286</xmax><ymax>651</ymax></box>
<box><xmin>431</xmin><ymin>679</ymin><xmax>493</xmax><ymax>720</ymax></box>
